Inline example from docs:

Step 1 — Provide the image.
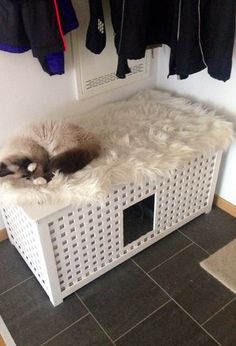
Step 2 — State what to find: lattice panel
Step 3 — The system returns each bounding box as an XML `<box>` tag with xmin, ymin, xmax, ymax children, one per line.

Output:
<box><xmin>154</xmin><ymin>153</ymin><xmax>217</xmax><ymax>233</ymax></box>
<box><xmin>1</xmin><ymin>151</ymin><xmax>220</xmax><ymax>303</ymax></box>
<box><xmin>117</xmin><ymin>180</ymin><xmax>158</xmax><ymax>208</ymax></box>
<box><xmin>48</xmin><ymin>202</ymin><xmax>123</xmax><ymax>292</ymax></box>
<box><xmin>1</xmin><ymin>206</ymin><xmax>48</xmax><ymax>293</ymax></box>
<box><xmin>46</xmin><ymin>152</ymin><xmax>217</xmax><ymax>293</ymax></box>
<box><xmin>48</xmin><ymin>178</ymin><xmax>158</xmax><ymax>292</ymax></box>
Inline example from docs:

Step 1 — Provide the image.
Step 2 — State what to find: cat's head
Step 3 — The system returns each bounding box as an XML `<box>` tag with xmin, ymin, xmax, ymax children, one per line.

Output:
<box><xmin>0</xmin><ymin>155</ymin><xmax>33</xmax><ymax>179</ymax></box>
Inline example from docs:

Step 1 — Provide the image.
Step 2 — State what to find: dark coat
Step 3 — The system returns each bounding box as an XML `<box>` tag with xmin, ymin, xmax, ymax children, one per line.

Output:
<box><xmin>86</xmin><ymin>0</ymin><xmax>236</xmax><ymax>81</ymax></box>
<box><xmin>169</xmin><ymin>0</ymin><xmax>236</xmax><ymax>81</ymax></box>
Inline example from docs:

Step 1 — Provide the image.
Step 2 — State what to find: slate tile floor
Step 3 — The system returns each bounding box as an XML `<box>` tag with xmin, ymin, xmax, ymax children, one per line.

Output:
<box><xmin>0</xmin><ymin>207</ymin><xmax>236</xmax><ymax>346</ymax></box>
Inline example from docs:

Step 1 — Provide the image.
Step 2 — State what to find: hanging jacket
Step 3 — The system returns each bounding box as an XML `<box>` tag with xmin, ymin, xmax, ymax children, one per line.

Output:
<box><xmin>110</xmin><ymin>0</ymin><xmax>180</xmax><ymax>78</ymax></box>
<box><xmin>86</xmin><ymin>0</ymin><xmax>106</xmax><ymax>54</ymax></box>
<box><xmin>0</xmin><ymin>0</ymin><xmax>79</xmax><ymax>75</ymax></box>
<box><xmin>85</xmin><ymin>0</ymin><xmax>178</xmax><ymax>77</ymax></box>
<box><xmin>86</xmin><ymin>0</ymin><xmax>236</xmax><ymax>82</ymax></box>
<box><xmin>169</xmin><ymin>0</ymin><xmax>236</xmax><ymax>81</ymax></box>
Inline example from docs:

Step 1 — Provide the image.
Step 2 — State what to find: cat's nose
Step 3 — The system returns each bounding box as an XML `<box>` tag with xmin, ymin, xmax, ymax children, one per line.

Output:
<box><xmin>22</xmin><ymin>171</ymin><xmax>32</xmax><ymax>179</ymax></box>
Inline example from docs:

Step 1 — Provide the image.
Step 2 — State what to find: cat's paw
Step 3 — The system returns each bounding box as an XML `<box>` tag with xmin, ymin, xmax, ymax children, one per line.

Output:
<box><xmin>27</xmin><ymin>162</ymin><xmax>37</xmax><ymax>172</ymax></box>
<box><xmin>33</xmin><ymin>177</ymin><xmax>47</xmax><ymax>185</ymax></box>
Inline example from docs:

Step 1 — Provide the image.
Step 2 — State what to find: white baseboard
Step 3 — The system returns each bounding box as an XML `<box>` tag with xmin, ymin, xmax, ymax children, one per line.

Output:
<box><xmin>214</xmin><ymin>195</ymin><xmax>236</xmax><ymax>218</ymax></box>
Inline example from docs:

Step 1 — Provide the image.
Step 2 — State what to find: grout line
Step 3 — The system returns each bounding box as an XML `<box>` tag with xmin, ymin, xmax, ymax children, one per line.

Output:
<box><xmin>202</xmin><ymin>296</ymin><xmax>236</xmax><ymax>326</ymax></box>
<box><xmin>143</xmin><ymin>243</ymin><xmax>194</xmax><ymax>274</ymax></box>
<box><xmin>132</xmin><ymin>259</ymin><xmax>223</xmax><ymax>346</ymax></box>
<box><xmin>75</xmin><ymin>293</ymin><xmax>116</xmax><ymax>345</ymax></box>
<box><xmin>177</xmin><ymin>230</ymin><xmax>211</xmax><ymax>255</ymax></box>
<box><xmin>0</xmin><ymin>276</ymin><xmax>34</xmax><ymax>297</ymax></box>
<box><xmin>40</xmin><ymin>313</ymin><xmax>90</xmax><ymax>346</ymax></box>
<box><xmin>114</xmin><ymin>299</ymin><xmax>171</xmax><ymax>342</ymax></box>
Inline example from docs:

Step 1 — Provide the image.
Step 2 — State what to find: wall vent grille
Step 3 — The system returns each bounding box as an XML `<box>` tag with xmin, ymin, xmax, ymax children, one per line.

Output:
<box><xmin>85</xmin><ymin>63</ymin><xmax>145</xmax><ymax>91</ymax></box>
<box><xmin>71</xmin><ymin>0</ymin><xmax>151</xmax><ymax>99</ymax></box>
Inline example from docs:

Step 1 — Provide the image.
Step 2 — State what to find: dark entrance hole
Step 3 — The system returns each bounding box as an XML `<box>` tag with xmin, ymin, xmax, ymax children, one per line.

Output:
<box><xmin>123</xmin><ymin>194</ymin><xmax>155</xmax><ymax>246</ymax></box>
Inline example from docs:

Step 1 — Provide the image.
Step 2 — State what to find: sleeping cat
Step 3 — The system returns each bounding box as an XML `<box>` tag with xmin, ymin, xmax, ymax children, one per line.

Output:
<box><xmin>0</xmin><ymin>120</ymin><xmax>101</xmax><ymax>184</ymax></box>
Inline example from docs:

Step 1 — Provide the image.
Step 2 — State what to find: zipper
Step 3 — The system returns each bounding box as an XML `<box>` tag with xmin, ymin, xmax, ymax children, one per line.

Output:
<box><xmin>118</xmin><ymin>0</ymin><xmax>126</xmax><ymax>53</ymax></box>
<box><xmin>177</xmin><ymin>0</ymin><xmax>182</xmax><ymax>41</ymax></box>
<box><xmin>198</xmin><ymin>0</ymin><xmax>208</xmax><ymax>67</ymax></box>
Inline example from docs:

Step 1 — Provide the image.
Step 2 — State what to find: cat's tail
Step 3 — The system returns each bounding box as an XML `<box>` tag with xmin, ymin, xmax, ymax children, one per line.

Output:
<box><xmin>48</xmin><ymin>145</ymin><xmax>101</xmax><ymax>176</ymax></box>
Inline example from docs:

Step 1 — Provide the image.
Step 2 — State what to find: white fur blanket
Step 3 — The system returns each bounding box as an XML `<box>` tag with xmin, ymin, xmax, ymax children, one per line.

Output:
<box><xmin>0</xmin><ymin>89</ymin><xmax>234</xmax><ymax>206</ymax></box>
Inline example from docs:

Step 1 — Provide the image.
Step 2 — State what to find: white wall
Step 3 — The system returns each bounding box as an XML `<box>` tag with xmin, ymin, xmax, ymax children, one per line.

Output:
<box><xmin>156</xmin><ymin>47</ymin><xmax>236</xmax><ymax>206</ymax></box>
<box><xmin>0</xmin><ymin>48</ymin><xmax>156</xmax><ymax>146</ymax></box>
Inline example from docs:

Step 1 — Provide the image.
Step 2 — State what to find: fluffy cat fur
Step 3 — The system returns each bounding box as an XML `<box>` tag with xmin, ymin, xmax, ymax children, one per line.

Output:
<box><xmin>0</xmin><ymin>120</ymin><xmax>101</xmax><ymax>183</ymax></box>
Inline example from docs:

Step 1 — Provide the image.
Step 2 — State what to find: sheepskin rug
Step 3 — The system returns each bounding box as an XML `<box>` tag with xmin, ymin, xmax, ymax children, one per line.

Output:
<box><xmin>0</xmin><ymin>89</ymin><xmax>234</xmax><ymax>206</ymax></box>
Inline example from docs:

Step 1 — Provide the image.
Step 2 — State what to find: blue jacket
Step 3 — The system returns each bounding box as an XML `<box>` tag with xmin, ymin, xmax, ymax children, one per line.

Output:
<box><xmin>0</xmin><ymin>0</ymin><xmax>79</xmax><ymax>75</ymax></box>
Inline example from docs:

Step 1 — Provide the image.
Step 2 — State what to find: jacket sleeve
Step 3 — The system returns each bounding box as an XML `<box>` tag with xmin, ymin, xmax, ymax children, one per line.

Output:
<box><xmin>86</xmin><ymin>0</ymin><xmax>106</xmax><ymax>54</ymax></box>
<box><xmin>200</xmin><ymin>0</ymin><xmax>236</xmax><ymax>81</ymax></box>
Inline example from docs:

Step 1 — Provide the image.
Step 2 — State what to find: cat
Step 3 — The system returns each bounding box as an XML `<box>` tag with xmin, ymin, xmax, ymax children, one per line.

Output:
<box><xmin>0</xmin><ymin>120</ymin><xmax>101</xmax><ymax>184</ymax></box>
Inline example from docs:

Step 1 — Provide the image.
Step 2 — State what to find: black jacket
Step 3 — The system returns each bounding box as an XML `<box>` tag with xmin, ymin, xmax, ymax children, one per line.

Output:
<box><xmin>86</xmin><ymin>0</ymin><xmax>236</xmax><ymax>81</ymax></box>
<box><xmin>169</xmin><ymin>0</ymin><xmax>236</xmax><ymax>81</ymax></box>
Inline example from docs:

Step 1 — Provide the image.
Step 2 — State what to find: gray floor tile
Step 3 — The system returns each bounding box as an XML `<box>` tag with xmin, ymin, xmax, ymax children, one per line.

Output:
<box><xmin>116</xmin><ymin>301</ymin><xmax>218</xmax><ymax>346</ymax></box>
<box><xmin>45</xmin><ymin>314</ymin><xmax>113</xmax><ymax>346</ymax></box>
<box><xmin>133</xmin><ymin>231</ymin><xmax>192</xmax><ymax>272</ymax></box>
<box><xmin>0</xmin><ymin>278</ymin><xmax>87</xmax><ymax>346</ymax></box>
<box><xmin>180</xmin><ymin>207</ymin><xmax>236</xmax><ymax>254</ymax></box>
<box><xmin>204</xmin><ymin>299</ymin><xmax>236</xmax><ymax>346</ymax></box>
<box><xmin>150</xmin><ymin>244</ymin><xmax>235</xmax><ymax>324</ymax></box>
<box><xmin>78</xmin><ymin>260</ymin><xmax>169</xmax><ymax>340</ymax></box>
<box><xmin>0</xmin><ymin>240</ymin><xmax>32</xmax><ymax>294</ymax></box>
<box><xmin>1</xmin><ymin>206</ymin><xmax>235</xmax><ymax>345</ymax></box>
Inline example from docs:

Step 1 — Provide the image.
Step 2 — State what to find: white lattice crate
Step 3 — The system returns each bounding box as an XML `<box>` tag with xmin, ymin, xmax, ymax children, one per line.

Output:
<box><xmin>1</xmin><ymin>150</ymin><xmax>222</xmax><ymax>306</ymax></box>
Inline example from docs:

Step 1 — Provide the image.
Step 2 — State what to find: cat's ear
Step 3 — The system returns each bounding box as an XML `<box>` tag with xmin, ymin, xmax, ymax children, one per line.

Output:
<box><xmin>0</xmin><ymin>162</ymin><xmax>14</xmax><ymax>177</ymax></box>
